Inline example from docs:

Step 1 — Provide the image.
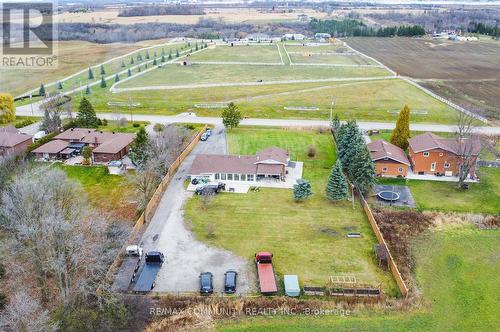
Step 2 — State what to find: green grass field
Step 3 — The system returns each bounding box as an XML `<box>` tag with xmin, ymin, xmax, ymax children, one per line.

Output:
<box><xmin>117</xmin><ymin>63</ymin><xmax>390</xmax><ymax>88</ymax></box>
<box><xmin>217</xmin><ymin>226</ymin><xmax>500</xmax><ymax>331</ymax></box>
<box><xmin>55</xmin><ymin>164</ymin><xmax>137</xmax><ymax>222</ymax></box>
<box><xmin>285</xmin><ymin>44</ymin><xmax>376</xmax><ymax>65</ymax></box>
<box><xmin>188</xmin><ymin>45</ymin><xmax>282</xmax><ymax>63</ymax></box>
<box><xmin>81</xmin><ymin>78</ymin><xmax>459</xmax><ymax>124</ymax></box>
<box><xmin>377</xmin><ymin>168</ymin><xmax>500</xmax><ymax>215</ymax></box>
<box><xmin>185</xmin><ymin>127</ymin><xmax>397</xmax><ymax>293</ymax></box>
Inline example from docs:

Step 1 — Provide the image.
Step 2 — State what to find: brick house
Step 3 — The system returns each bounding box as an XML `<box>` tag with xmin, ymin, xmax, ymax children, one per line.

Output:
<box><xmin>0</xmin><ymin>125</ymin><xmax>33</xmax><ymax>156</ymax></box>
<box><xmin>367</xmin><ymin>140</ymin><xmax>411</xmax><ymax>177</ymax></box>
<box><xmin>408</xmin><ymin>132</ymin><xmax>481</xmax><ymax>176</ymax></box>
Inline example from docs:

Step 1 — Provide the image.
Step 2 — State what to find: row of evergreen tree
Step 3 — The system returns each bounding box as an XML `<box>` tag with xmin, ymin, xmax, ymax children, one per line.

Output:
<box><xmin>309</xmin><ymin>18</ymin><xmax>426</xmax><ymax>37</ymax></box>
<box><xmin>467</xmin><ymin>22</ymin><xmax>500</xmax><ymax>37</ymax></box>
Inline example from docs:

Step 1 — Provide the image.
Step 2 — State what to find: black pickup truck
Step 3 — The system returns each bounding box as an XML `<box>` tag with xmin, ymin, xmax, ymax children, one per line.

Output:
<box><xmin>132</xmin><ymin>251</ymin><xmax>165</xmax><ymax>293</ymax></box>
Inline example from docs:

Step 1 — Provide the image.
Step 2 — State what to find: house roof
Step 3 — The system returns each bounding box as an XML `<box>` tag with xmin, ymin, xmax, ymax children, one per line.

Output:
<box><xmin>32</xmin><ymin>139</ymin><xmax>69</xmax><ymax>154</ymax></box>
<box><xmin>0</xmin><ymin>127</ymin><xmax>33</xmax><ymax>148</ymax></box>
<box><xmin>55</xmin><ymin>128</ymin><xmax>96</xmax><ymax>141</ymax></box>
<box><xmin>92</xmin><ymin>133</ymin><xmax>135</xmax><ymax>154</ymax></box>
<box><xmin>189</xmin><ymin>147</ymin><xmax>288</xmax><ymax>176</ymax></box>
<box><xmin>256</xmin><ymin>146</ymin><xmax>288</xmax><ymax>165</ymax></box>
<box><xmin>409</xmin><ymin>132</ymin><xmax>481</xmax><ymax>155</ymax></box>
<box><xmin>367</xmin><ymin>140</ymin><xmax>410</xmax><ymax>166</ymax></box>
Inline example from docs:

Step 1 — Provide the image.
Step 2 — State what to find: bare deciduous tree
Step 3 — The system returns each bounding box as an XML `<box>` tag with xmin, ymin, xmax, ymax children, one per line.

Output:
<box><xmin>455</xmin><ymin>113</ymin><xmax>482</xmax><ymax>188</ymax></box>
<box><xmin>39</xmin><ymin>94</ymin><xmax>71</xmax><ymax>133</ymax></box>
<box><xmin>0</xmin><ymin>291</ymin><xmax>58</xmax><ymax>332</ymax></box>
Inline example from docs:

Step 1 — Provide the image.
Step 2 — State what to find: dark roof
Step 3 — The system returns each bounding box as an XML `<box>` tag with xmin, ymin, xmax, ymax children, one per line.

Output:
<box><xmin>367</xmin><ymin>140</ymin><xmax>410</xmax><ymax>166</ymax></box>
<box><xmin>55</xmin><ymin>128</ymin><xmax>95</xmax><ymax>141</ymax></box>
<box><xmin>32</xmin><ymin>139</ymin><xmax>69</xmax><ymax>154</ymax></box>
<box><xmin>189</xmin><ymin>147</ymin><xmax>288</xmax><ymax>175</ymax></box>
<box><xmin>0</xmin><ymin>127</ymin><xmax>33</xmax><ymax>148</ymax></box>
<box><xmin>409</xmin><ymin>132</ymin><xmax>481</xmax><ymax>156</ymax></box>
<box><xmin>92</xmin><ymin>133</ymin><xmax>135</xmax><ymax>154</ymax></box>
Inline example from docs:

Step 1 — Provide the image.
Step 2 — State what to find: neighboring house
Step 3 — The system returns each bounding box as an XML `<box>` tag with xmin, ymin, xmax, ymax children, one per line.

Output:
<box><xmin>247</xmin><ymin>33</ymin><xmax>272</xmax><ymax>42</ymax></box>
<box><xmin>0</xmin><ymin>125</ymin><xmax>33</xmax><ymax>156</ymax></box>
<box><xmin>188</xmin><ymin>147</ymin><xmax>290</xmax><ymax>183</ymax></box>
<box><xmin>408</xmin><ymin>132</ymin><xmax>481</xmax><ymax>176</ymax></box>
<box><xmin>32</xmin><ymin>139</ymin><xmax>73</xmax><ymax>160</ymax></box>
<box><xmin>33</xmin><ymin>128</ymin><xmax>135</xmax><ymax>163</ymax></box>
<box><xmin>315</xmin><ymin>32</ymin><xmax>332</xmax><ymax>40</ymax></box>
<box><xmin>368</xmin><ymin>140</ymin><xmax>410</xmax><ymax>177</ymax></box>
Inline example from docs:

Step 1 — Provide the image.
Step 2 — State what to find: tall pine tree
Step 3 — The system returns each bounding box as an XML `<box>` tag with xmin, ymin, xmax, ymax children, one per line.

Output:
<box><xmin>88</xmin><ymin>67</ymin><xmax>94</xmax><ymax>79</ymax></box>
<box><xmin>100</xmin><ymin>64</ymin><xmax>106</xmax><ymax>75</ymax></box>
<box><xmin>326</xmin><ymin>159</ymin><xmax>348</xmax><ymax>202</ymax></box>
<box><xmin>293</xmin><ymin>179</ymin><xmax>313</xmax><ymax>201</ymax></box>
<box><xmin>390</xmin><ymin>104</ymin><xmax>411</xmax><ymax>150</ymax></box>
<box><xmin>100</xmin><ymin>77</ymin><xmax>107</xmax><ymax>88</ymax></box>
<box><xmin>128</xmin><ymin>127</ymin><xmax>149</xmax><ymax>167</ymax></box>
<box><xmin>76</xmin><ymin>97</ymin><xmax>99</xmax><ymax>128</ymax></box>
<box><xmin>39</xmin><ymin>83</ymin><xmax>46</xmax><ymax>96</ymax></box>
<box><xmin>350</xmin><ymin>145</ymin><xmax>376</xmax><ymax>194</ymax></box>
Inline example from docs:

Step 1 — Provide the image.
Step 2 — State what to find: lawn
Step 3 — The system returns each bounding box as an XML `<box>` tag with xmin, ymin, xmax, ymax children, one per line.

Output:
<box><xmin>0</xmin><ymin>116</ymin><xmax>40</xmax><ymax>128</ymax></box>
<box><xmin>83</xmin><ymin>78</ymin><xmax>459</xmax><ymax>124</ymax></box>
<box><xmin>216</xmin><ymin>227</ymin><xmax>500</xmax><ymax>331</ymax></box>
<box><xmin>117</xmin><ymin>63</ymin><xmax>390</xmax><ymax>88</ymax></box>
<box><xmin>188</xmin><ymin>44</ymin><xmax>282</xmax><ymax>63</ymax></box>
<box><xmin>184</xmin><ymin>127</ymin><xmax>397</xmax><ymax>293</ymax></box>
<box><xmin>98</xmin><ymin>120</ymin><xmax>149</xmax><ymax>133</ymax></box>
<box><xmin>408</xmin><ymin>167</ymin><xmax>500</xmax><ymax>214</ymax></box>
<box><xmin>55</xmin><ymin>164</ymin><xmax>137</xmax><ymax>222</ymax></box>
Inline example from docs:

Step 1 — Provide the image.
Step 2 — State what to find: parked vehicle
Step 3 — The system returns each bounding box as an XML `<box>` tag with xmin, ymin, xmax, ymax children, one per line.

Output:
<box><xmin>132</xmin><ymin>251</ymin><xmax>164</xmax><ymax>293</ymax></box>
<box><xmin>200</xmin><ymin>133</ymin><xmax>209</xmax><ymax>141</ymax></box>
<box><xmin>195</xmin><ymin>182</ymin><xmax>226</xmax><ymax>195</ymax></box>
<box><xmin>33</xmin><ymin>131</ymin><xmax>47</xmax><ymax>142</ymax></box>
<box><xmin>199</xmin><ymin>272</ymin><xmax>213</xmax><ymax>294</ymax></box>
<box><xmin>206</xmin><ymin>128</ymin><xmax>212</xmax><ymax>136</ymax></box>
<box><xmin>255</xmin><ymin>252</ymin><xmax>277</xmax><ymax>295</ymax></box>
<box><xmin>126</xmin><ymin>245</ymin><xmax>143</xmax><ymax>257</ymax></box>
<box><xmin>224</xmin><ymin>270</ymin><xmax>238</xmax><ymax>294</ymax></box>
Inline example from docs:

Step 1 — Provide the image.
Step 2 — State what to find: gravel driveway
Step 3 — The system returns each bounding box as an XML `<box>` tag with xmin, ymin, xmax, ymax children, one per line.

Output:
<box><xmin>114</xmin><ymin>125</ymin><xmax>256</xmax><ymax>294</ymax></box>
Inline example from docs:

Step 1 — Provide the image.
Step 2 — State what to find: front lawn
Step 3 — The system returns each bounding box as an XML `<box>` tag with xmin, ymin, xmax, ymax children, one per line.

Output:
<box><xmin>56</xmin><ymin>164</ymin><xmax>137</xmax><ymax>222</ymax></box>
<box><xmin>185</xmin><ymin>127</ymin><xmax>397</xmax><ymax>294</ymax></box>
<box><xmin>217</xmin><ymin>227</ymin><xmax>500</xmax><ymax>331</ymax></box>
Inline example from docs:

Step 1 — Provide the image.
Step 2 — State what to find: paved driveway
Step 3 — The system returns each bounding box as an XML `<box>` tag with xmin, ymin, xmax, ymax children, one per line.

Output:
<box><xmin>113</xmin><ymin>125</ymin><xmax>257</xmax><ymax>294</ymax></box>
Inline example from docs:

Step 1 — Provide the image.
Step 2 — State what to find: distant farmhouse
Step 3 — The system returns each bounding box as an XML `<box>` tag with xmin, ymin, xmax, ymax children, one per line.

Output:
<box><xmin>32</xmin><ymin>128</ymin><xmax>135</xmax><ymax>163</ymax></box>
<box><xmin>189</xmin><ymin>147</ymin><xmax>290</xmax><ymax>183</ymax></box>
<box><xmin>408</xmin><ymin>133</ymin><xmax>481</xmax><ymax>177</ymax></box>
<box><xmin>0</xmin><ymin>125</ymin><xmax>32</xmax><ymax>156</ymax></box>
<box><xmin>368</xmin><ymin>140</ymin><xmax>410</xmax><ymax>177</ymax></box>
<box><xmin>315</xmin><ymin>32</ymin><xmax>332</xmax><ymax>41</ymax></box>
<box><xmin>283</xmin><ymin>33</ymin><xmax>306</xmax><ymax>41</ymax></box>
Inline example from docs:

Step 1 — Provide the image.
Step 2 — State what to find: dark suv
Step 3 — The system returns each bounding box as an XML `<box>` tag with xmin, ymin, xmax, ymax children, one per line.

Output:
<box><xmin>199</xmin><ymin>272</ymin><xmax>213</xmax><ymax>294</ymax></box>
<box><xmin>224</xmin><ymin>270</ymin><xmax>238</xmax><ymax>294</ymax></box>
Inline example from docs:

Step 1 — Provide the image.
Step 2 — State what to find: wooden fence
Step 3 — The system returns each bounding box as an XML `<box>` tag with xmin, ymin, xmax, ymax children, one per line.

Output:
<box><xmin>358</xmin><ymin>191</ymin><xmax>409</xmax><ymax>299</ymax></box>
<box><xmin>330</xmin><ymin>128</ymin><xmax>409</xmax><ymax>298</ymax></box>
<box><xmin>103</xmin><ymin>126</ymin><xmax>207</xmax><ymax>287</ymax></box>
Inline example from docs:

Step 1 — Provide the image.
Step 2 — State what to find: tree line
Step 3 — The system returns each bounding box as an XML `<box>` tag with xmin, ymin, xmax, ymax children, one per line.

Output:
<box><xmin>309</xmin><ymin>18</ymin><xmax>426</xmax><ymax>37</ymax></box>
<box><xmin>118</xmin><ymin>5</ymin><xmax>205</xmax><ymax>17</ymax></box>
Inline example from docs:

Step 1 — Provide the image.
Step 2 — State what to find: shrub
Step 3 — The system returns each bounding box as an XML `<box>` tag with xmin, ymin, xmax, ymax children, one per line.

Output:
<box><xmin>28</xmin><ymin>132</ymin><xmax>57</xmax><ymax>152</ymax></box>
<box><xmin>153</xmin><ymin>123</ymin><xmax>165</xmax><ymax>132</ymax></box>
<box><xmin>0</xmin><ymin>263</ymin><xmax>5</xmax><ymax>279</ymax></box>
<box><xmin>132</xmin><ymin>123</ymin><xmax>140</xmax><ymax>128</ymax></box>
<box><xmin>102</xmin><ymin>118</ymin><xmax>108</xmax><ymax>126</ymax></box>
<box><xmin>14</xmin><ymin>119</ymin><xmax>35</xmax><ymax>128</ymax></box>
<box><xmin>0</xmin><ymin>293</ymin><xmax>5</xmax><ymax>310</ymax></box>
<box><xmin>307</xmin><ymin>145</ymin><xmax>317</xmax><ymax>158</ymax></box>
<box><xmin>183</xmin><ymin>124</ymin><xmax>195</xmax><ymax>130</ymax></box>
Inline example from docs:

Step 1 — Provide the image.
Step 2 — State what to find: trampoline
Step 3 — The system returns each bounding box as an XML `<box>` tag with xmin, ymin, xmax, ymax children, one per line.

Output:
<box><xmin>377</xmin><ymin>191</ymin><xmax>400</xmax><ymax>201</ymax></box>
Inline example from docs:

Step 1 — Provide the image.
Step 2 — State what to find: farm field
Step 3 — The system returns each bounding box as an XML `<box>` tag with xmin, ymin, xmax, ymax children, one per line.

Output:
<box><xmin>217</xmin><ymin>227</ymin><xmax>500</xmax><ymax>331</ymax></box>
<box><xmin>345</xmin><ymin>37</ymin><xmax>500</xmax><ymax>121</ymax></box>
<box><xmin>117</xmin><ymin>63</ymin><xmax>391</xmax><ymax>88</ymax></box>
<box><xmin>55</xmin><ymin>164</ymin><xmax>137</xmax><ymax>222</ymax></box>
<box><xmin>285</xmin><ymin>44</ymin><xmax>377</xmax><ymax>65</ymax></box>
<box><xmin>87</xmin><ymin>79</ymin><xmax>459</xmax><ymax>124</ymax></box>
<box><xmin>0</xmin><ymin>40</ymin><xmax>161</xmax><ymax>96</ymax></box>
<box><xmin>188</xmin><ymin>44</ymin><xmax>282</xmax><ymax>63</ymax></box>
<box><xmin>185</xmin><ymin>127</ymin><xmax>398</xmax><ymax>294</ymax></box>
<box><xmin>55</xmin><ymin>8</ymin><xmax>327</xmax><ymax>25</ymax></box>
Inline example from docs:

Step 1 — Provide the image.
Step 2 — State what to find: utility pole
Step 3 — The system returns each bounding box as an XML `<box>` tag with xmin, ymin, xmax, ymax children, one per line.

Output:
<box><xmin>29</xmin><ymin>94</ymin><xmax>33</xmax><ymax>116</ymax></box>
<box><xmin>329</xmin><ymin>96</ymin><xmax>335</xmax><ymax>123</ymax></box>
<box><xmin>129</xmin><ymin>97</ymin><xmax>133</xmax><ymax>122</ymax></box>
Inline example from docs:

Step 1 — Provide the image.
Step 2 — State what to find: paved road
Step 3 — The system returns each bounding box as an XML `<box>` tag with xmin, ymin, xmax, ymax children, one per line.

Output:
<box><xmin>14</xmin><ymin>106</ymin><xmax>500</xmax><ymax>135</ymax></box>
<box><xmin>18</xmin><ymin>121</ymin><xmax>41</xmax><ymax>135</ymax></box>
<box><xmin>113</xmin><ymin>125</ymin><xmax>256</xmax><ymax>294</ymax></box>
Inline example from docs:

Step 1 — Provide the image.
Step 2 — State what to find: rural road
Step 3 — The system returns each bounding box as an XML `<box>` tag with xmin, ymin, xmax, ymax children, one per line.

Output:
<box><xmin>113</xmin><ymin>125</ymin><xmax>256</xmax><ymax>294</ymax></box>
<box><xmin>15</xmin><ymin>105</ymin><xmax>500</xmax><ymax>135</ymax></box>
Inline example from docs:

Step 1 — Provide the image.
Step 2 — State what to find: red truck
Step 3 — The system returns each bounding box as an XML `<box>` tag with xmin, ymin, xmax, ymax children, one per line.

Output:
<box><xmin>255</xmin><ymin>252</ymin><xmax>278</xmax><ymax>295</ymax></box>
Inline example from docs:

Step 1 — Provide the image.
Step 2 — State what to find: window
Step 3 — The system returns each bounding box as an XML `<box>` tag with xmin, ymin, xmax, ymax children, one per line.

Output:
<box><xmin>241</xmin><ymin>174</ymin><xmax>246</xmax><ymax>181</ymax></box>
<box><xmin>382</xmin><ymin>167</ymin><xmax>388</xmax><ymax>172</ymax></box>
<box><xmin>398</xmin><ymin>167</ymin><xmax>403</xmax><ymax>173</ymax></box>
<box><xmin>439</xmin><ymin>153</ymin><xmax>443</xmax><ymax>156</ymax></box>
<box><xmin>247</xmin><ymin>174</ymin><xmax>254</xmax><ymax>181</ymax></box>
<box><xmin>227</xmin><ymin>174</ymin><xmax>233</xmax><ymax>181</ymax></box>
<box><xmin>444</xmin><ymin>163</ymin><xmax>450</xmax><ymax>169</ymax></box>
<box><xmin>234</xmin><ymin>174</ymin><xmax>240</xmax><ymax>181</ymax></box>
<box><xmin>423</xmin><ymin>152</ymin><xmax>429</xmax><ymax>157</ymax></box>
<box><xmin>215</xmin><ymin>173</ymin><xmax>220</xmax><ymax>180</ymax></box>
<box><xmin>221</xmin><ymin>173</ymin><xmax>226</xmax><ymax>180</ymax></box>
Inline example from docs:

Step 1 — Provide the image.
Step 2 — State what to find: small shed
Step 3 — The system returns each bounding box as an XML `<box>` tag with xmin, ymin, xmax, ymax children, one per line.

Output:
<box><xmin>284</xmin><ymin>275</ymin><xmax>300</xmax><ymax>297</ymax></box>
